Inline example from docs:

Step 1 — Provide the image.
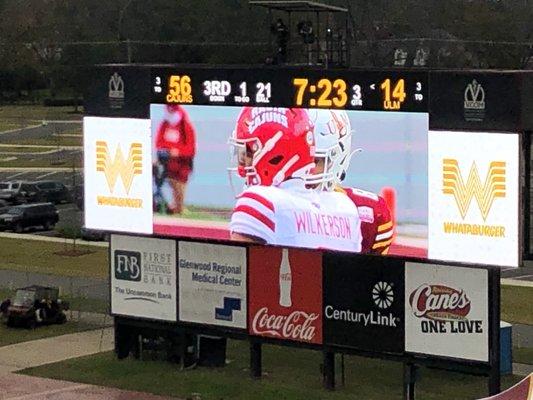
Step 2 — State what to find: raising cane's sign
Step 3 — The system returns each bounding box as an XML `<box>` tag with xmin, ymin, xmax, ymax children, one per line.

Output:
<box><xmin>405</xmin><ymin>262</ymin><xmax>489</xmax><ymax>362</ymax></box>
<box><xmin>248</xmin><ymin>246</ymin><xmax>323</xmax><ymax>345</ymax></box>
<box><xmin>409</xmin><ymin>284</ymin><xmax>471</xmax><ymax>320</ymax></box>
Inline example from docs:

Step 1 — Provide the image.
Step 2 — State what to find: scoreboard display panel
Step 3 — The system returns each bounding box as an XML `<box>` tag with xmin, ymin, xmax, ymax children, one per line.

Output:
<box><xmin>151</xmin><ymin>67</ymin><xmax>428</xmax><ymax>112</ymax></box>
<box><xmin>84</xmin><ymin>65</ymin><xmax>522</xmax><ymax>267</ymax></box>
<box><xmin>150</xmin><ymin>67</ymin><xmax>430</xmax><ymax>259</ymax></box>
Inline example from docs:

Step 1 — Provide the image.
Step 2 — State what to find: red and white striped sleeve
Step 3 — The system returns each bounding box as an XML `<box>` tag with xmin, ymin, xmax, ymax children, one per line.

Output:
<box><xmin>230</xmin><ymin>189</ymin><xmax>276</xmax><ymax>243</ymax></box>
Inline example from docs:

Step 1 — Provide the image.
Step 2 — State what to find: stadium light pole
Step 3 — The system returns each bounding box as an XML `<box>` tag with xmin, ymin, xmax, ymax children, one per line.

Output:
<box><xmin>117</xmin><ymin>0</ymin><xmax>134</xmax><ymax>63</ymax></box>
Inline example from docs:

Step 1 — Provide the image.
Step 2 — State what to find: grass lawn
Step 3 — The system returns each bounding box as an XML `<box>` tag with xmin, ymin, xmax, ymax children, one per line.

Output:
<box><xmin>21</xmin><ymin>342</ymin><xmax>522</xmax><ymax>400</ymax></box>
<box><xmin>0</xmin><ymin>237</ymin><xmax>107</xmax><ymax>279</ymax></box>
<box><xmin>0</xmin><ymin>146</ymin><xmax>59</xmax><ymax>153</ymax></box>
<box><xmin>0</xmin><ymin>320</ymin><xmax>102</xmax><ymax>347</ymax></box>
<box><xmin>513</xmin><ymin>347</ymin><xmax>533</xmax><ymax>365</ymax></box>
<box><xmin>0</xmin><ymin>156</ymin><xmax>82</xmax><ymax>168</ymax></box>
<box><xmin>501</xmin><ymin>286</ymin><xmax>533</xmax><ymax>325</ymax></box>
<box><xmin>1</xmin><ymin>135</ymin><xmax>83</xmax><ymax>147</ymax></box>
<box><xmin>0</xmin><ymin>121</ymin><xmax>29</xmax><ymax>132</ymax></box>
<box><xmin>0</xmin><ymin>105</ymin><xmax>83</xmax><ymax>123</ymax></box>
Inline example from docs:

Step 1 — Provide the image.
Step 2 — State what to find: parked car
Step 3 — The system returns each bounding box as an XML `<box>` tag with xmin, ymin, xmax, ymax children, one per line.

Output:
<box><xmin>0</xmin><ymin>203</ymin><xmax>59</xmax><ymax>233</ymax></box>
<box><xmin>1</xmin><ymin>286</ymin><xmax>69</xmax><ymax>328</ymax></box>
<box><xmin>0</xmin><ymin>181</ymin><xmax>41</xmax><ymax>204</ymax></box>
<box><xmin>0</xmin><ymin>199</ymin><xmax>9</xmax><ymax>214</ymax></box>
<box><xmin>33</xmin><ymin>181</ymin><xmax>72</xmax><ymax>204</ymax></box>
<box><xmin>80</xmin><ymin>227</ymin><xmax>108</xmax><ymax>241</ymax></box>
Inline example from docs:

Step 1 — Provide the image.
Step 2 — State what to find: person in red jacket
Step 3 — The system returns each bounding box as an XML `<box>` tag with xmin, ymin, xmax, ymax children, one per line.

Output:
<box><xmin>154</xmin><ymin>104</ymin><xmax>196</xmax><ymax>214</ymax></box>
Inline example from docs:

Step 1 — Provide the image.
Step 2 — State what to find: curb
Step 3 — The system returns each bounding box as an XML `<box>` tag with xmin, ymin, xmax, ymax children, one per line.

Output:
<box><xmin>501</xmin><ymin>279</ymin><xmax>533</xmax><ymax>288</ymax></box>
<box><xmin>0</xmin><ymin>232</ymin><xmax>108</xmax><ymax>248</ymax></box>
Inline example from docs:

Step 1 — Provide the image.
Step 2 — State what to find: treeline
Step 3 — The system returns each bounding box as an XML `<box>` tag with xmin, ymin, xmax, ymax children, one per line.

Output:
<box><xmin>0</xmin><ymin>0</ymin><xmax>530</xmax><ymax>103</ymax></box>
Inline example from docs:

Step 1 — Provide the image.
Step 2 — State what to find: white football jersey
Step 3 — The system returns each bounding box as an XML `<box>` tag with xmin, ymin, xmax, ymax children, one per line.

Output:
<box><xmin>230</xmin><ymin>179</ymin><xmax>362</xmax><ymax>252</ymax></box>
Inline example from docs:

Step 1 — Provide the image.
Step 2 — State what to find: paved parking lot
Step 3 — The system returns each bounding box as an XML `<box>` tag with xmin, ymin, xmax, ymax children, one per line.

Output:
<box><xmin>0</xmin><ymin>169</ymin><xmax>83</xmax><ymax>188</ymax></box>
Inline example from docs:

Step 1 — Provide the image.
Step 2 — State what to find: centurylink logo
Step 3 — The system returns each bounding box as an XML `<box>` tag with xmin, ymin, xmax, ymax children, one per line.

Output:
<box><xmin>442</xmin><ymin>159</ymin><xmax>506</xmax><ymax>221</ymax></box>
<box><xmin>372</xmin><ymin>281</ymin><xmax>394</xmax><ymax>309</ymax></box>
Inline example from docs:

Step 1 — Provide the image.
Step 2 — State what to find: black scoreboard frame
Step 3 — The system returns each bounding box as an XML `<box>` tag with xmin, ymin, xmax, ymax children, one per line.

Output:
<box><xmin>84</xmin><ymin>64</ymin><xmax>533</xmax><ymax>398</ymax></box>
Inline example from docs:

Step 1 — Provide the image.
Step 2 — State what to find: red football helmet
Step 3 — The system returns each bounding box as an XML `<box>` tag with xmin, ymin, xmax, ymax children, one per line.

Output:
<box><xmin>229</xmin><ymin>107</ymin><xmax>315</xmax><ymax>186</ymax></box>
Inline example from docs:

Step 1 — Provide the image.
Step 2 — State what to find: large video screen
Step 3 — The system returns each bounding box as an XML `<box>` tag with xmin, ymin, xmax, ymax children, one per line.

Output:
<box><xmin>151</xmin><ymin>104</ymin><xmax>429</xmax><ymax>258</ymax></box>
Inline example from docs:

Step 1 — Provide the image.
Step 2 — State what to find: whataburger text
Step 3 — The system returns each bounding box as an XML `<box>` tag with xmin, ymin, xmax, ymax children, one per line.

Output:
<box><xmin>442</xmin><ymin>158</ymin><xmax>506</xmax><ymax>237</ymax></box>
<box><xmin>95</xmin><ymin>141</ymin><xmax>144</xmax><ymax>208</ymax></box>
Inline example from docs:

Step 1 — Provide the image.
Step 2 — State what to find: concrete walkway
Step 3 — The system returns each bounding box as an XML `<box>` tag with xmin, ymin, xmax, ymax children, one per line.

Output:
<box><xmin>0</xmin><ymin>317</ymin><xmax>180</xmax><ymax>399</ymax></box>
<box><xmin>0</xmin><ymin>373</ymin><xmax>180</xmax><ymax>399</ymax></box>
<box><xmin>0</xmin><ymin>327</ymin><xmax>114</xmax><ymax>373</ymax></box>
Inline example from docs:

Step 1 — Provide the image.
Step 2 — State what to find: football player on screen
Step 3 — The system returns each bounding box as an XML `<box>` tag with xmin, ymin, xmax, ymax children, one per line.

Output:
<box><xmin>306</xmin><ymin>109</ymin><xmax>394</xmax><ymax>255</ymax></box>
<box><xmin>228</xmin><ymin>107</ymin><xmax>362</xmax><ymax>252</ymax></box>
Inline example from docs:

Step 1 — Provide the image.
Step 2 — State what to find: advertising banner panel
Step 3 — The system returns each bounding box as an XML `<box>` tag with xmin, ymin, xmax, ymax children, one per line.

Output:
<box><xmin>111</xmin><ymin>234</ymin><xmax>177</xmax><ymax>321</ymax></box>
<box><xmin>151</xmin><ymin>104</ymin><xmax>428</xmax><ymax>259</ymax></box>
<box><xmin>428</xmin><ymin>131</ymin><xmax>519</xmax><ymax>267</ymax></box>
<box><xmin>323</xmin><ymin>253</ymin><xmax>405</xmax><ymax>354</ymax></box>
<box><xmin>84</xmin><ymin>117</ymin><xmax>153</xmax><ymax>234</ymax></box>
<box><xmin>248</xmin><ymin>247</ymin><xmax>323</xmax><ymax>344</ymax></box>
<box><xmin>405</xmin><ymin>262</ymin><xmax>489</xmax><ymax>362</ymax></box>
<box><xmin>178</xmin><ymin>242</ymin><xmax>247</xmax><ymax>329</ymax></box>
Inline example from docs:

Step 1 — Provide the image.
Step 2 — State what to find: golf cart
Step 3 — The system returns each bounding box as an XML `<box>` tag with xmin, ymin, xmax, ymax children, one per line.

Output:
<box><xmin>0</xmin><ymin>285</ymin><xmax>69</xmax><ymax>328</ymax></box>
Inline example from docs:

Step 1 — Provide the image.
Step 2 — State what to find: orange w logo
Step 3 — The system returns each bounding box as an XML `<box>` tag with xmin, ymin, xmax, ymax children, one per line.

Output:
<box><xmin>96</xmin><ymin>141</ymin><xmax>143</xmax><ymax>194</ymax></box>
<box><xmin>442</xmin><ymin>159</ymin><xmax>506</xmax><ymax>221</ymax></box>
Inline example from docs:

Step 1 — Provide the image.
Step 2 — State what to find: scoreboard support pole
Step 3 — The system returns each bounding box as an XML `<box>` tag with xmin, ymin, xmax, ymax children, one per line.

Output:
<box><xmin>323</xmin><ymin>350</ymin><xmax>335</xmax><ymax>390</ymax></box>
<box><xmin>250</xmin><ymin>339</ymin><xmax>262</xmax><ymax>379</ymax></box>
<box><xmin>488</xmin><ymin>268</ymin><xmax>501</xmax><ymax>396</ymax></box>
<box><xmin>403</xmin><ymin>363</ymin><xmax>418</xmax><ymax>400</ymax></box>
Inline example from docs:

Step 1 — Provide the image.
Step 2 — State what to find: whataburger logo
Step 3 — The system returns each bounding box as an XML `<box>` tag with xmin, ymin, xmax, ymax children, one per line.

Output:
<box><xmin>442</xmin><ymin>159</ymin><xmax>506</xmax><ymax>237</ymax></box>
<box><xmin>95</xmin><ymin>141</ymin><xmax>143</xmax><ymax>208</ymax></box>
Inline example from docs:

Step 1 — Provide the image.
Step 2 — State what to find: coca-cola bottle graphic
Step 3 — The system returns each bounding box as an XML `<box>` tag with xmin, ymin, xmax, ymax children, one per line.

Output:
<box><xmin>279</xmin><ymin>249</ymin><xmax>292</xmax><ymax>307</ymax></box>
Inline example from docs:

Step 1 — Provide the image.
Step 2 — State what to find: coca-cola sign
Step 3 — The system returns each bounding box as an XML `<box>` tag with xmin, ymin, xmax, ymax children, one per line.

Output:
<box><xmin>409</xmin><ymin>284</ymin><xmax>471</xmax><ymax>320</ymax></box>
<box><xmin>248</xmin><ymin>247</ymin><xmax>323</xmax><ymax>344</ymax></box>
<box><xmin>252</xmin><ymin>307</ymin><xmax>319</xmax><ymax>341</ymax></box>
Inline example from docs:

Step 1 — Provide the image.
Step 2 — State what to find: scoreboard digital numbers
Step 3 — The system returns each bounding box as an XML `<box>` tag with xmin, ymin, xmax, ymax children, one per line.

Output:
<box><xmin>152</xmin><ymin>68</ymin><xmax>428</xmax><ymax>112</ymax></box>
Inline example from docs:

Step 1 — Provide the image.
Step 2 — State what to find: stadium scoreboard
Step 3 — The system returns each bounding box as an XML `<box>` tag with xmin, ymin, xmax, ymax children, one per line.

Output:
<box><xmin>152</xmin><ymin>68</ymin><xmax>428</xmax><ymax>112</ymax></box>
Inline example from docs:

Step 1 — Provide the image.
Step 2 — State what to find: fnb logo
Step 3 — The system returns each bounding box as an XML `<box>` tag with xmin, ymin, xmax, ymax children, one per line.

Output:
<box><xmin>114</xmin><ymin>250</ymin><xmax>141</xmax><ymax>281</ymax></box>
<box><xmin>96</xmin><ymin>141</ymin><xmax>142</xmax><ymax>194</ymax></box>
<box><xmin>442</xmin><ymin>159</ymin><xmax>506</xmax><ymax>221</ymax></box>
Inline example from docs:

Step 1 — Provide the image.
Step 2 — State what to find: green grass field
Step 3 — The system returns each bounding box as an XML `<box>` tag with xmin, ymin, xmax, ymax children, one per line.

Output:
<box><xmin>0</xmin><ymin>237</ymin><xmax>108</xmax><ymax>279</ymax></box>
<box><xmin>501</xmin><ymin>285</ymin><xmax>533</xmax><ymax>325</ymax></box>
<box><xmin>0</xmin><ymin>105</ymin><xmax>82</xmax><ymax>123</ymax></box>
<box><xmin>0</xmin><ymin>320</ymin><xmax>102</xmax><ymax>347</ymax></box>
<box><xmin>0</xmin><ymin>135</ymin><xmax>83</xmax><ymax>147</ymax></box>
<box><xmin>513</xmin><ymin>347</ymin><xmax>533</xmax><ymax>365</ymax></box>
<box><xmin>0</xmin><ymin>156</ymin><xmax>82</xmax><ymax>168</ymax></box>
<box><xmin>21</xmin><ymin>343</ymin><xmax>522</xmax><ymax>400</ymax></box>
<box><xmin>0</xmin><ymin>146</ymin><xmax>60</xmax><ymax>153</ymax></box>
